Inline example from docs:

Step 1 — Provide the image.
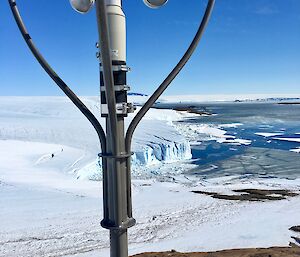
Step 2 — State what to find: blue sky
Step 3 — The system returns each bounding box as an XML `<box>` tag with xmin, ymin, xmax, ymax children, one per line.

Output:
<box><xmin>1</xmin><ymin>0</ymin><xmax>300</xmax><ymax>96</ymax></box>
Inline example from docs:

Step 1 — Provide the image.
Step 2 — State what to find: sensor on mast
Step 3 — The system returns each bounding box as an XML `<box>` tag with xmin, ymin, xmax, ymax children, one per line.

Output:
<box><xmin>143</xmin><ymin>0</ymin><xmax>168</xmax><ymax>8</ymax></box>
<box><xmin>69</xmin><ymin>0</ymin><xmax>95</xmax><ymax>13</ymax></box>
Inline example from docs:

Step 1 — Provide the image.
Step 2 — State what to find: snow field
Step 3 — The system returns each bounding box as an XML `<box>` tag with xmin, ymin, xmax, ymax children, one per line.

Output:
<box><xmin>0</xmin><ymin>97</ymin><xmax>194</xmax><ymax>180</ymax></box>
<box><xmin>1</xmin><ymin>96</ymin><xmax>300</xmax><ymax>256</ymax></box>
<box><xmin>2</xmin><ymin>151</ymin><xmax>299</xmax><ymax>257</ymax></box>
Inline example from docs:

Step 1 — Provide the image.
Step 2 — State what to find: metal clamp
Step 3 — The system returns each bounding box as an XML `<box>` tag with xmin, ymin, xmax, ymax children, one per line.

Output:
<box><xmin>101</xmin><ymin>102</ymin><xmax>136</xmax><ymax>115</ymax></box>
<box><xmin>100</xmin><ymin>65</ymin><xmax>131</xmax><ymax>72</ymax></box>
<box><xmin>98</xmin><ymin>152</ymin><xmax>133</xmax><ymax>160</ymax></box>
<box><xmin>125</xmin><ymin>102</ymin><xmax>136</xmax><ymax>113</ymax></box>
<box><xmin>100</xmin><ymin>85</ymin><xmax>130</xmax><ymax>92</ymax></box>
<box><xmin>101</xmin><ymin>217</ymin><xmax>136</xmax><ymax>232</ymax></box>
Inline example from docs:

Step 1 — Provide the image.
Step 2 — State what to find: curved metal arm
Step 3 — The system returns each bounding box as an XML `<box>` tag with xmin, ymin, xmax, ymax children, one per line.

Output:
<box><xmin>8</xmin><ymin>0</ymin><xmax>107</xmax><ymax>152</ymax></box>
<box><xmin>125</xmin><ymin>0</ymin><xmax>215</xmax><ymax>152</ymax></box>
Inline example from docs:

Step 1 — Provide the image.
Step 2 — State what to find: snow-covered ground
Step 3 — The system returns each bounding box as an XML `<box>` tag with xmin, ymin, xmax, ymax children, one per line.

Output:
<box><xmin>1</xmin><ymin>96</ymin><xmax>300</xmax><ymax>257</ymax></box>
<box><xmin>0</xmin><ymin>96</ymin><xmax>193</xmax><ymax>179</ymax></box>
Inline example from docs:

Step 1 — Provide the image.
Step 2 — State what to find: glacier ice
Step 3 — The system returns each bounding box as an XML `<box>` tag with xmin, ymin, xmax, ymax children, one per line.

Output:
<box><xmin>132</xmin><ymin>139</ymin><xmax>192</xmax><ymax>166</ymax></box>
<box><xmin>0</xmin><ymin>96</ymin><xmax>193</xmax><ymax>180</ymax></box>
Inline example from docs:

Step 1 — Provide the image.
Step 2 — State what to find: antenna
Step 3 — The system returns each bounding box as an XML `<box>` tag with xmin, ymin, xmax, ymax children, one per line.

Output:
<box><xmin>8</xmin><ymin>1</ymin><xmax>216</xmax><ymax>257</ymax></box>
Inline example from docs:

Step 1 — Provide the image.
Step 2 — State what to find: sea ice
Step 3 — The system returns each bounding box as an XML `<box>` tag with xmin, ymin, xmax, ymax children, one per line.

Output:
<box><xmin>218</xmin><ymin>123</ymin><xmax>243</xmax><ymax>128</ymax></box>
<box><xmin>255</xmin><ymin>132</ymin><xmax>284</xmax><ymax>137</ymax></box>
<box><xmin>174</xmin><ymin>123</ymin><xmax>251</xmax><ymax>146</ymax></box>
<box><xmin>273</xmin><ymin>137</ymin><xmax>300</xmax><ymax>143</ymax></box>
<box><xmin>290</xmin><ymin>147</ymin><xmax>300</xmax><ymax>153</ymax></box>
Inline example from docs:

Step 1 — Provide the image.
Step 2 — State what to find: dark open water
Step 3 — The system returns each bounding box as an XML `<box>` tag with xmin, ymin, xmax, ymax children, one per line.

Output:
<box><xmin>160</xmin><ymin>102</ymin><xmax>300</xmax><ymax>179</ymax></box>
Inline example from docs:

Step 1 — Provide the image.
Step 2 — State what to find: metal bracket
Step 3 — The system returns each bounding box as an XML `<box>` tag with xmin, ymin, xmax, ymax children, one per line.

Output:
<box><xmin>101</xmin><ymin>102</ymin><xmax>136</xmax><ymax>115</ymax></box>
<box><xmin>100</xmin><ymin>65</ymin><xmax>131</xmax><ymax>72</ymax></box>
<box><xmin>100</xmin><ymin>85</ymin><xmax>130</xmax><ymax>92</ymax></box>
<box><xmin>124</xmin><ymin>102</ymin><xmax>136</xmax><ymax>113</ymax></box>
<box><xmin>101</xmin><ymin>217</ymin><xmax>136</xmax><ymax>232</ymax></box>
<box><xmin>98</xmin><ymin>152</ymin><xmax>133</xmax><ymax>160</ymax></box>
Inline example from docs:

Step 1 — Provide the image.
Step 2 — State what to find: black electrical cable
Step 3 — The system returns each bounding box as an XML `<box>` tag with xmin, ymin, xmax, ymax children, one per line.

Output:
<box><xmin>125</xmin><ymin>0</ymin><xmax>215</xmax><ymax>152</ymax></box>
<box><xmin>8</xmin><ymin>0</ymin><xmax>107</xmax><ymax>152</ymax></box>
<box><xmin>124</xmin><ymin>0</ymin><xmax>215</xmax><ymax>218</ymax></box>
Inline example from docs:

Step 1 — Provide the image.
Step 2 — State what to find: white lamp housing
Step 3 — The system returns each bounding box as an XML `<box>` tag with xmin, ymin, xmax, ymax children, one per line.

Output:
<box><xmin>70</xmin><ymin>0</ymin><xmax>95</xmax><ymax>14</ymax></box>
<box><xmin>143</xmin><ymin>0</ymin><xmax>168</xmax><ymax>8</ymax></box>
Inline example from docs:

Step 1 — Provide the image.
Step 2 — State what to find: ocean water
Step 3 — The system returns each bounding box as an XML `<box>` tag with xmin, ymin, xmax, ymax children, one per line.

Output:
<box><xmin>174</xmin><ymin>102</ymin><xmax>300</xmax><ymax>179</ymax></box>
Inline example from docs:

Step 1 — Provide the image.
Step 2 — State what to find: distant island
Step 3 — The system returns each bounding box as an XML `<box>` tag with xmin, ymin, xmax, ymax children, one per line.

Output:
<box><xmin>234</xmin><ymin>97</ymin><xmax>300</xmax><ymax>103</ymax></box>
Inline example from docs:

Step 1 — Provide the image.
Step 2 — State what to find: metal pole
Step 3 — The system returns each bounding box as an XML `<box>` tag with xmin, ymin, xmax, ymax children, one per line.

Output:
<box><xmin>95</xmin><ymin>1</ymin><xmax>135</xmax><ymax>257</ymax></box>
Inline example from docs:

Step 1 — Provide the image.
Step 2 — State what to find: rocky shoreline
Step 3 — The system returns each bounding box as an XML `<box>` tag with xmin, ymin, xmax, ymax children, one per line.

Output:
<box><xmin>134</xmin><ymin>247</ymin><xmax>300</xmax><ymax>257</ymax></box>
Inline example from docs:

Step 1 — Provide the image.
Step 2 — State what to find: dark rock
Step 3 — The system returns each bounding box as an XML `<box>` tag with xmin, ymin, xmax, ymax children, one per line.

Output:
<box><xmin>290</xmin><ymin>226</ymin><xmax>300</xmax><ymax>233</ymax></box>
<box><xmin>291</xmin><ymin>236</ymin><xmax>300</xmax><ymax>244</ymax></box>
<box><xmin>191</xmin><ymin>189</ymin><xmax>298</xmax><ymax>202</ymax></box>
